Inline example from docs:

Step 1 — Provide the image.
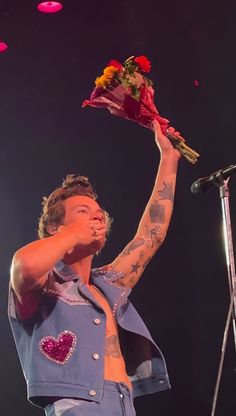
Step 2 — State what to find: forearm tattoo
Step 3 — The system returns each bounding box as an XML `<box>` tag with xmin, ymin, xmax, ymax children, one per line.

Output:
<box><xmin>158</xmin><ymin>182</ymin><xmax>174</xmax><ymax>202</ymax></box>
<box><xmin>105</xmin><ymin>335</ymin><xmax>122</xmax><ymax>358</ymax></box>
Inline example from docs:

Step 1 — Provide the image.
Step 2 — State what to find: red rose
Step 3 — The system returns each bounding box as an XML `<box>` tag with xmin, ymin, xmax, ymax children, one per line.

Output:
<box><xmin>107</xmin><ymin>59</ymin><xmax>123</xmax><ymax>71</ymax></box>
<box><xmin>134</xmin><ymin>55</ymin><xmax>151</xmax><ymax>73</ymax></box>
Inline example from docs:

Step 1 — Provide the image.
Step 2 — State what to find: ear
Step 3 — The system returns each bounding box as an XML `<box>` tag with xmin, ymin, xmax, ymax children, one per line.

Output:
<box><xmin>46</xmin><ymin>223</ymin><xmax>61</xmax><ymax>236</ymax></box>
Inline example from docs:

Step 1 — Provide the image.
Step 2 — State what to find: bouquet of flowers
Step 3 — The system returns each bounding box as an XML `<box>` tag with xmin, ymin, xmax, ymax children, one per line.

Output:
<box><xmin>82</xmin><ymin>55</ymin><xmax>199</xmax><ymax>164</ymax></box>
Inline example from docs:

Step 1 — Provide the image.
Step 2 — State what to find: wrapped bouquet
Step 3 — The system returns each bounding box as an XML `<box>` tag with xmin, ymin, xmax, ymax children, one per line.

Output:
<box><xmin>82</xmin><ymin>55</ymin><xmax>199</xmax><ymax>164</ymax></box>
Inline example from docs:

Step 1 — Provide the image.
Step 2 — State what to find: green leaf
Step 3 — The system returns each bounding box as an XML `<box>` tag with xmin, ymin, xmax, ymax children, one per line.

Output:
<box><xmin>130</xmin><ymin>85</ymin><xmax>140</xmax><ymax>100</ymax></box>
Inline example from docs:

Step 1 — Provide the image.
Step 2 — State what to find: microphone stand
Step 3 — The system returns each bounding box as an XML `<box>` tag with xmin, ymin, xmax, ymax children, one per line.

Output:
<box><xmin>210</xmin><ymin>177</ymin><xmax>236</xmax><ymax>416</ymax></box>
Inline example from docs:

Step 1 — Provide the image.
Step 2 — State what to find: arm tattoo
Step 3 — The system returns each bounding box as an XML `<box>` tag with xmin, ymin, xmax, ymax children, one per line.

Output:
<box><xmin>105</xmin><ymin>335</ymin><xmax>122</xmax><ymax>358</ymax></box>
<box><xmin>120</xmin><ymin>238</ymin><xmax>145</xmax><ymax>256</ymax></box>
<box><xmin>139</xmin><ymin>250</ymin><xmax>145</xmax><ymax>261</ymax></box>
<box><xmin>130</xmin><ymin>261</ymin><xmax>141</xmax><ymax>274</ymax></box>
<box><xmin>145</xmin><ymin>225</ymin><xmax>163</xmax><ymax>248</ymax></box>
<box><xmin>158</xmin><ymin>182</ymin><xmax>174</xmax><ymax>202</ymax></box>
<box><xmin>149</xmin><ymin>200</ymin><xmax>165</xmax><ymax>224</ymax></box>
<box><xmin>129</xmin><ymin>253</ymin><xmax>151</xmax><ymax>285</ymax></box>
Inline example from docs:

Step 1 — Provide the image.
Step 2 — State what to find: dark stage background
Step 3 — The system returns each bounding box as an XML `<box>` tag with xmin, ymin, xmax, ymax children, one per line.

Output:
<box><xmin>1</xmin><ymin>1</ymin><xmax>236</xmax><ymax>415</ymax></box>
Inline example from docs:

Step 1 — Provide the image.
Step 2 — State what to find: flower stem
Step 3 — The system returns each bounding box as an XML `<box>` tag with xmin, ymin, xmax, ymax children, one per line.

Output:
<box><xmin>166</xmin><ymin>130</ymin><xmax>200</xmax><ymax>164</ymax></box>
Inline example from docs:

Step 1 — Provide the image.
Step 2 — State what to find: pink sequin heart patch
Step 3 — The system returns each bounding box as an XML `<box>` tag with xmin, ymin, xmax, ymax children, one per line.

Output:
<box><xmin>39</xmin><ymin>330</ymin><xmax>77</xmax><ymax>365</ymax></box>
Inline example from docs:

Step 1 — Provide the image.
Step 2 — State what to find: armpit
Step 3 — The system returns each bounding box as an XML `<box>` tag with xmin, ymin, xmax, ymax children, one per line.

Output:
<box><xmin>92</xmin><ymin>267</ymin><xmax>125</xmax><ymax>283</ymax></box>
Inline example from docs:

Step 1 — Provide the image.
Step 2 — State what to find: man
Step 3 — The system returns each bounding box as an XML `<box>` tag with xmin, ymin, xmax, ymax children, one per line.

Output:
<box><xmin>9</xmin><ymin>119</ymin><xmax>181</xmax><ymax>415</ymax></box>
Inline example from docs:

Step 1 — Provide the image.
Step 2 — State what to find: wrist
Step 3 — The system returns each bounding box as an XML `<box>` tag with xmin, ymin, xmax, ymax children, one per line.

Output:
<box><xmin>58</xmin><ymin>226</ymin><xmax>79</xmax><ymax>250</ymax></box>
<box><xmin>160</xmin><ymin>151</ymin><xmax>180</xmax><ymax>167</ymax></box>
<box><xmin>161</xmin><ymin>148</ymin><xmax>180</xmax><ymax>159</ymax></box>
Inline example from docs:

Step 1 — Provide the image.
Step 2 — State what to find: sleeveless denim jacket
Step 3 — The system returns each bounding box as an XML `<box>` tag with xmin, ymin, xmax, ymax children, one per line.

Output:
<box><xmin>8</xmin><ymin>261</ymin><xmax>170</xmax><ymax>408</ymax></box>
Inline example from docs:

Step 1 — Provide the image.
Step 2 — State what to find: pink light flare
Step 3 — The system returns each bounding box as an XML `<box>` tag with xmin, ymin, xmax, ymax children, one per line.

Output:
<box><xmin>0</xmin><ymin>42</ymin><xmax>8</xmax><ymax>53</ymax></box>
<box><xmin>37</xmin><ymin>2</ymin><xmax>63</xmax><ymax>13</ymax></box>
<box><xmin>193</xmin><ymin>79</ymin><xmax>199</xmax><ymax>87</ymax></box>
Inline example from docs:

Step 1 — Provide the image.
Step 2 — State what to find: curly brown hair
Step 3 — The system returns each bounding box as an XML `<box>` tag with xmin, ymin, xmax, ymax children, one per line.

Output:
<box><xmin>38</xmin><ymin>174</ymin><xmax>111</xmax><ymax>239</ymax></box>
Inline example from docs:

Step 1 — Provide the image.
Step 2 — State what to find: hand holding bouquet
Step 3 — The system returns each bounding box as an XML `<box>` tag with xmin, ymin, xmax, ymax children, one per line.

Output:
<box><xmin>82</xmin><ymin>56</ymin><xmax>199</xmax><ymax>164</ymax></box>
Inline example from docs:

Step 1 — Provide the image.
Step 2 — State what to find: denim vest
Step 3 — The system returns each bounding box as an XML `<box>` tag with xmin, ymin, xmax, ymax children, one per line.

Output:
<box><xmin>8</xmin><ymin>261</ymin><xmax>170</xmax><ymax>408</ymax></box>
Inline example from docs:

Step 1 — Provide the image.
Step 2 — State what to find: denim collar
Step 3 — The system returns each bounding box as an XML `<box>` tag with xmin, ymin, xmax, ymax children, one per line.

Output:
<box><xmin>52</xmin><ymin>261</ymin><xmax>81</xmax><ymax>282</ymax></box>
<box><xmin>52</xmin><ymin>261</ymin><xmax>124</xmax><ymax>283</ymax></box>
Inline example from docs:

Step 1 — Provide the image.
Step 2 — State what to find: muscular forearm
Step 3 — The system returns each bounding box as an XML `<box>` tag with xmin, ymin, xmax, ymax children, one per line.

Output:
<box><xmin>11</xmin><ymin>228</ymin><xmax>78</xmax><ymax>292</ymax></box>
<box><xmin>135</xmin><ymin>153</ymin><xmax>179</xmax><ymax>248</ymax></box>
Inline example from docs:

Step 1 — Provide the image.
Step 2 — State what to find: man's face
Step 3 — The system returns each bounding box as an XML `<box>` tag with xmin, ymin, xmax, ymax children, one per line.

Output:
<box><xmin>62</xmin><ymin>195</ymin><xmax>107</xmax><ymax>252</ymax></box>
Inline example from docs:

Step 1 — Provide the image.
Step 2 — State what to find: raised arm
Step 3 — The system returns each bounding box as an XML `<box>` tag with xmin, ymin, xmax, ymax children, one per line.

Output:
<box><xmin>105</xmin><ymin>119</ymin><xmax>181</xmax><ymax>288</ymax></box>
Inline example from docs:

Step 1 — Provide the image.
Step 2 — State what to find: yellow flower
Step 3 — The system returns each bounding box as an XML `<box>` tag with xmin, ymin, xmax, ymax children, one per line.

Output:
<box><xmin>95</xmin><ymin>75</ymin><xmax>107</xmax><ymax>88</ymax></box>
<box><xmin>103</xmin><ymin>66</ymin><xmax>118</xmax><ymax>77</ymax></box>
<box><xmin>95</xmin><ymin>66</ymin><xmax>118</xmax><ymax>88</ymax></box>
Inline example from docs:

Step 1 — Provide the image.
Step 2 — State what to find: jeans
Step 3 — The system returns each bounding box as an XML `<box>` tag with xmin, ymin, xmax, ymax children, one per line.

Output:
<box><xmin>44</xmin><ymin>381</ymin><xmax>136</xmax><ymax>416</ymax></box>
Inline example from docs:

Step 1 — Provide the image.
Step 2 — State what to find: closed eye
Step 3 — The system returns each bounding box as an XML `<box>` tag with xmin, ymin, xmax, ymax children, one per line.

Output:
<box><xmin>76</xmin><ymin>208</ymin><xmax>88</xmax><ymax>214</ymax></box>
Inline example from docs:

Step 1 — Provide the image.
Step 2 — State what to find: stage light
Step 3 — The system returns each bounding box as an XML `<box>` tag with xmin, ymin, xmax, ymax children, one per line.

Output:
<box><xmin>193</xmin><ymin>80</ymin><xmax>199</xmax><ymax>87</ymax></box>
<box><xmin>0</xmin><ymin>42</ymin><xmax>8</xmax><ymax>53</ymax></box>
<box><xmin>37</xmin><ymin>2</ymin><xmax>63</xmax><ymax>13</ymax></box>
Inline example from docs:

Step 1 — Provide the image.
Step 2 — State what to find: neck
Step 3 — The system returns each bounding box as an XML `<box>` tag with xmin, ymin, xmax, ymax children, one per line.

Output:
<box><xmin>64</xmin><ymin>250</ymin><xmax>93</xmax><ymax>285</ymax></box>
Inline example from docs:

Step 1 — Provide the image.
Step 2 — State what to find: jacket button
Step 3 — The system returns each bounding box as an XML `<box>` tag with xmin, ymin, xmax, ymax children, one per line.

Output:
<box><xmin>89</xmin><ymin>390</ymin><xmax>97</xmax><ymax>396</ymax></box>
<box><xmin>93</xmin><ymin>353</ymin><xmax>100</xmax><ymax>360</ymax></box>
<box><xmin>93</xmin><ymin>318</ymin><xmax>101</xmax><ymax>325</ymax></box>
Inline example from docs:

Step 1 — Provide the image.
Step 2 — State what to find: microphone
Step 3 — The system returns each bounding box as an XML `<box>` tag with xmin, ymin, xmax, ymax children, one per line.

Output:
<box><xmin>191</xmin><ymin>164</ymin><xmax>236</xmax><ymax>194</ymax></box>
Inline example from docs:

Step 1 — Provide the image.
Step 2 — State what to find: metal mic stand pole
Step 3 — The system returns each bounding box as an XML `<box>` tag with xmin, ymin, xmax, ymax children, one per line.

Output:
<box><xmin>220</xmin><ymin>179</ymin><xmax>236</xmax><ymax>342</ymax></box>
<box><xmin>210</xmin><ymin>178</ymin><xmax>236</xmax><ymax>416</ymax></box>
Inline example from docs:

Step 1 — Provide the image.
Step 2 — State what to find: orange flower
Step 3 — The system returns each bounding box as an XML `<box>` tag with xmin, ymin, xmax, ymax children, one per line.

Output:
<box><xmin>95</xmin><ymin>65</ymin><xmax>118</xmax><ymax>88</ymax></box>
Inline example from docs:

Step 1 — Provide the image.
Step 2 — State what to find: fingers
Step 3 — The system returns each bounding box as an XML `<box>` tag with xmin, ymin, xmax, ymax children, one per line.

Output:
<box><xmin>153</xmin><ymin>119</ymin><xmax>163</xmax><ymax>136</ymax></box>
<box><xmin>93</xmin><ymin>233</ymin><xmax>106</xmax><ymax>241</ymax></box>
<box><xmin>168</xmin><ymin>126</ymin><xmax>185</xmax><ymax>142</ymax></box>
<box><xmin>90</xmin><ymin>224</ymin><xmax>106</xmax><ymax>234</ymax></box>
<box><xmin>90</xmin><ymin>224</ymin><xmax>107</xmax><ymax>241</ymax></box>
<box><xmin>158</xmin><ymin>116</ymin><xmax>169</xmax><ymax>124</ymax></box>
